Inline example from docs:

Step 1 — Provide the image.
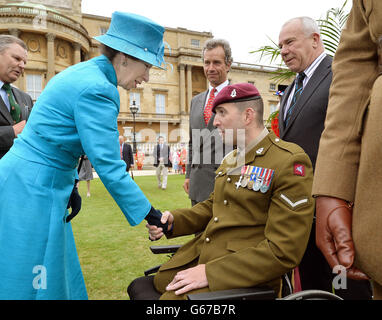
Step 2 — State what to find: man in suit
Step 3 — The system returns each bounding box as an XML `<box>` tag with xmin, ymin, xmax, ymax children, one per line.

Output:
<box><xmin>119</xmin><ymin>135</ymin><xmax>134</xmax><ymax>172</ymax></box>
<box><xmin>136</xmin><ymin>83</ymin><xmax>314</xmax><ymax>300</ymax></box>
<box><xmin>0</xmin><ymin>35</ymin><xmax>33</xmax><ymax>159</ymax></box>
<box><xmin>313</xmin><ymin>0</ymin><xmax>382</xmax><ymax>300</ymax></box>
<box><xmin>183</xmin><ymin>39</ymin><xmax>232</xmax><ymax>206</ymax></box>
<box><xmin>278</xmin><ymin>16</ymin><xmax>371</xmax><ymax>299</ymax></box>
<box><xmin>153</xmin><ymin>136</ymin><xmax>171</xmax><ymax>190</ymax></box>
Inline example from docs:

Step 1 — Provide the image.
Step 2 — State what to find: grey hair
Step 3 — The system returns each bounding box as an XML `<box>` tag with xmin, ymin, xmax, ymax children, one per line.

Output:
<box><xmin>202</xmin><ymin>38</ymin><xmax>233</xmax><ymax>65</ymax></box>
<box><xmin>284</xmin><ymin>16</ymin><xmax>322</xmax><ymax>41</ymax></box>
<box><xmin>0</xmin><ymin>35</ymin><xmax>27</xmax><ymax>53</ymax></box>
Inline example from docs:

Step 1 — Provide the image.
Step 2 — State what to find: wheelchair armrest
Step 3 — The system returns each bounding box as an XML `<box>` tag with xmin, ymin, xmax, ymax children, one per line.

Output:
<box><xmin>144</xmin><ymin>265</ymin><xmax>161</xmax><ymax>276</ymax></box>
<box><xmin>144</xmin><ymin>245</ymin><xmax>182</xmax><ymax>276</ymax></box>
<box><xmin>187</xmin><ymin>286</ymin><xmax>276</xmax><ymax>300</ymax></box>
<box><xmin>150</xmin><ymin>245</ymin><xmax>182</xmax><ymax>254</ymax></box>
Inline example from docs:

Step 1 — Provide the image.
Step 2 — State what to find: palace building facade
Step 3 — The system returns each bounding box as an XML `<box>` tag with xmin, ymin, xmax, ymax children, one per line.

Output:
<box><xmin>0</xmin><ymin>0</ymin><xmax>289</xmax><ymax>155</ymax></box>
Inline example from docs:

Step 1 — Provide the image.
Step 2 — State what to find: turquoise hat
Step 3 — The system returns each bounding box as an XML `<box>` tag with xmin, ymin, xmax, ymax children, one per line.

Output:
<box><xmin>94</xmin><ymin>11</ymin><xmax>166</xmax><ymax>69</ymax></box>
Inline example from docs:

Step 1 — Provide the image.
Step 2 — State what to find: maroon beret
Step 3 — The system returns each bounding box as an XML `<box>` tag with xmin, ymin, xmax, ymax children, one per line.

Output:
<box><xmin>212</xmin><ymin>83</ymin><xmax>261</xmax><ymax>113</ymax></box>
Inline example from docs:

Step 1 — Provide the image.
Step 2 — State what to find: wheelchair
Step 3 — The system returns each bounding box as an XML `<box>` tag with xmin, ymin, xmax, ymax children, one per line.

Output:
<box><xmin>127</xmin><ymin>244</ymin><xmax>343</xmax><ymax>301</ymax></box>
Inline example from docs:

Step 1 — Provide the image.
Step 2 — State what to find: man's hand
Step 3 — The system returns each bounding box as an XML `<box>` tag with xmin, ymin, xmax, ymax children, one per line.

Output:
<box><xmin>315</xmin><ymin>196</ymin><xmax>369</xmax><ymax>280</ymax></box>
<box><xmin>146</xmin><ymin>210</ymin><xmax>174</xmax><ymax>241</ymax></box>
<box><xmin>183</xmin><ymin>178</ymin><xmax>190</xmax><ymax>194</ymax></box>
<box><xmin>13</xmin><ymin>120</ymin><xmax>26</xmax><ymax>137</ymax></box>
<box><xmin>166</xmin><ymin>264</ymin><xmax>208</xmax><ymax>296</ymax></box>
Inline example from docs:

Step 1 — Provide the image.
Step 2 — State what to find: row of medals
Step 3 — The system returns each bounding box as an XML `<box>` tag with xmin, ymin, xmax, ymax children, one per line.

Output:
<box><xmin>236</xmin><ymin>165</ymin><xmax>275</xmax><ymax>193</ymax></box>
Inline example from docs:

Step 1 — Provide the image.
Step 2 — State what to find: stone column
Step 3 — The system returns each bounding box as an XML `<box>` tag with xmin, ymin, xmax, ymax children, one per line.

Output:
<box><xmin>46</xmin><ymin>33</ymin><xmax>56</xmax><ymax>82</ymax></box>
<box><xmin>186</xmin><ymin>64</ymin><xmax>193</xmax><ymax>113</ymax></box>
<box><xmin>8</xmin><ymin>28</ymin><xmax>20</xmax><ymax>37</ymax></box>
<box><xmin>73</xmin><ymin>42</ymin><xmax>81</xmax><ymax>64</ymax></box>
<box><xmin>179</xmin><ymin>64</ymin><xmax>186</xmax><ymax>115</ymax></box>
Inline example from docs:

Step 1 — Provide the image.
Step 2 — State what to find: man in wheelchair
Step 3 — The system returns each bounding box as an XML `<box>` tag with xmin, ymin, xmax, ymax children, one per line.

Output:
<box><xmin>129</xmin><ymin>83</ymin><xmax>315</xmax><ymax>300</ymax></box>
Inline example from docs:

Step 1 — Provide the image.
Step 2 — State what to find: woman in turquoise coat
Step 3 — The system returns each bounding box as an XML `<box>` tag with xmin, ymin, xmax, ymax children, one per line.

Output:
<box><xmin>0</xmin><ymin>12</ymin><xmax>167</xmax><ymax>299</ymax></box>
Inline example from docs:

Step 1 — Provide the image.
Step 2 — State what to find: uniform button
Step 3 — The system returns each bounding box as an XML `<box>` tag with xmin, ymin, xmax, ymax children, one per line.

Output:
<box><xmin>214</xmin><ymin>217</ymin><xmax>219</xmax><ymax>222</ymax></box>
<box><xmin>227</xmin><ymin>177</ymin><xmax>231</xmax><ymax>183</ymax></box>
<box><xmin>223</xmin><ymin>200</ymin><xmax>228</xmax><ymax>205</ymax></box>
<box><xmin>205</xmin><ymin>237</ymin><xmax>211</xmax><ymax>243</ymax></box>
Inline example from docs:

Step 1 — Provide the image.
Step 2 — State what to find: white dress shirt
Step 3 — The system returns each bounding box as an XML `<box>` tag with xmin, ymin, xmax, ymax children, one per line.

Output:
<box><xmin>283</xmin><ymin>52</ymin><xmax>327</xmax><ymax>119</ymax></box>
<box><xmin>0</xmin><ymin>80</ymin><xmax>11</xmax><ymax>111</ymax></box>
<box><xmin>204</xmin><ymin>79</ymin><xmax>229</xmax><ymax>109</ymax></box>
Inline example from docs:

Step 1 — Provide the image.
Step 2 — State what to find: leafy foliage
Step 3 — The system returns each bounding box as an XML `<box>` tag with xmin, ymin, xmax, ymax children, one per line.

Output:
<box><xmin>318</xmin><ymin>0</ymin><xmax>349</xmax><ymax>56</ymax></box>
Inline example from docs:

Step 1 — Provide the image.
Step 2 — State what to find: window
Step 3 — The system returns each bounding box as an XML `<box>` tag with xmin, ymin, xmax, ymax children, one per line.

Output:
<box><xmin>155</xmin><ymin>94</ymin><xmax>165</xmax><ymax>114</ymax></box>
<box><xmin>26</xmin><ymin>74</ymin><xmax>42</xmax><ymax>102</ymax></box>
<box><xmin>269</xmin><ymin>83</ymin><xmax>276</xmax><ymax>91</ymax></box>
<box><xmin>130</xmin><ymin>92</ymin><xmax>140</xmax><ymax>112</ymax></box>
<box><xmin>270</xmin><ymin>102</ymin><xmax>279</xmax><ymax>114</ymax></box>
<box><xmin>191</xmin><ymin>39</ymin><xmax>200</xmax><ymax>47</ymax></box>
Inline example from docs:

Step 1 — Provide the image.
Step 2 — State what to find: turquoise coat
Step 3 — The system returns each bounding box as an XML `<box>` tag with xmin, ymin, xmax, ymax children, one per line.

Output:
<box><xmin>0</xmin><ymin>55</ymin><xmax>151</xmax><ymax>299</ymax></box>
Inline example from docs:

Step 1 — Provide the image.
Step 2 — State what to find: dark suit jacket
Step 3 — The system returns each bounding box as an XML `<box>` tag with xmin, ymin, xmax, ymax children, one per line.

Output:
<box><xmin>0</xmin><ymin>85</ymin><xmax>33</xmax><ymax>158</ymax></box>
<box><xmin>186</xmin><ymin>90</ymin><xmax>228</xmax><ymax>203</ymax></box>
<box><xmin>153</xmin><ymin>143</ymin><xmax>171</xmax><ymax>167</ymax></box>
<box><xmin>278</xmin><ymin>55</ymin><xmax>332</xmax><ymax>169</ymax></box>
<box><xmin>121</xmin><ymin>142</ymin><xmax>134</xmax><ymax>171</ymax></box>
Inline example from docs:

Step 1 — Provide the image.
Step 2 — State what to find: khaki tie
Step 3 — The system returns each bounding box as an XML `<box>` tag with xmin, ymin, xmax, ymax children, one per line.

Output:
<box><xmin>2</xmin><ymin>83</ymin><xmax>21</xmax><ymax>124</ymax></box>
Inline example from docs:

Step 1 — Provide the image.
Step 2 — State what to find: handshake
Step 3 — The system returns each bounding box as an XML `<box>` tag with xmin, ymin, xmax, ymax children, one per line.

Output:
<box><xmin>145</xmin><ymin>206</ymin><xmax>173</xmax><ymax>241</ymax></box>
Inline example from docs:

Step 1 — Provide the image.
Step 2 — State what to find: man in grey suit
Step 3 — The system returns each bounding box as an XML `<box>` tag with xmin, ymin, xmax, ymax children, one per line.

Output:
<box><xmin>153</xmin><ymin>136</ymin><xmax>171</xmax><ymax>190</ymax></box>
<box><xmin>0</xmin><ymin>35</ymin><xmax>33</xmax><ymax>159</ymax></box>
<box><xmin>278</xmin><ymin>16</ymin><xmax>371</xmax><ymax>299</ymax></box>
<box><xmin>183</xmin><ymin>39</ymin><xmax>232</xmax><ymax>206</ymax></box>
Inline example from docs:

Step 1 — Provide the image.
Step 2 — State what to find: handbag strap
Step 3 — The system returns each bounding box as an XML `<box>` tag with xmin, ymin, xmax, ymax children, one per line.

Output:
<box><xmin>77</xmin><ymin>155</ymin><xmax>85</xmax><ymax>174</ymax></box>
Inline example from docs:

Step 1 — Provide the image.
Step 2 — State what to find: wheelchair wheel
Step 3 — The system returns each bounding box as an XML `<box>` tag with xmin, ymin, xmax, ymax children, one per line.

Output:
<box><xmin>282</xmin><ymin>290</ymin><xmax>343</xmax><ymax>300</ymax></box>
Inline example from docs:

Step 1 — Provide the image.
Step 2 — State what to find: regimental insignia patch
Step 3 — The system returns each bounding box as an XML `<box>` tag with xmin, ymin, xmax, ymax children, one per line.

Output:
<box><xmin>293</xmin><ymin>163</ymin><xmax>305</xmax><ymax>177</ymax></box>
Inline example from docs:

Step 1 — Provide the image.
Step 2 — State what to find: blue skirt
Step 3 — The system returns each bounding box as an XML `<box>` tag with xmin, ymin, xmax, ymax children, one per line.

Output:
<box><xmin>0</xmin><ymin>149</ymin><xmax>87</xmax><ymax>300</ymax></box>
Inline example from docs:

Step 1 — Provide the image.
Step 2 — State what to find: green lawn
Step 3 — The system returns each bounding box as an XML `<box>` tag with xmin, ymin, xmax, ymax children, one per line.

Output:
<box><xmin>72</xmin><ymin>173</ymin><xmax>192</xmax><ymax>300</ymax></box>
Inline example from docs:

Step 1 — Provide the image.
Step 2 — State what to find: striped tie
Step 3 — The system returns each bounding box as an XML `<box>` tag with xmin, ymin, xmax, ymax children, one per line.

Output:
<box><xmin>285</xmin><ymin>72</ymin><xmax>306</xmax><ymax>126</ymax></box>
<box><xmin>2</xmin><ymin>83</ymin><xmax>21</xmax><ymax>124</ymax></box>
<box><xmin>203</xmin><ymin>88</ymin><xmax>217</xmax><ymax>125</ymax></box>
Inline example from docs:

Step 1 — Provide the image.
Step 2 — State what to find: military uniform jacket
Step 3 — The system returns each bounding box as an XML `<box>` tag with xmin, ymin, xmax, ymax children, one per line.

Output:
<box><xmin>160</xmin><ymin>131</ymin><xmax>314</xmax><ymax>292</ymax></box>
